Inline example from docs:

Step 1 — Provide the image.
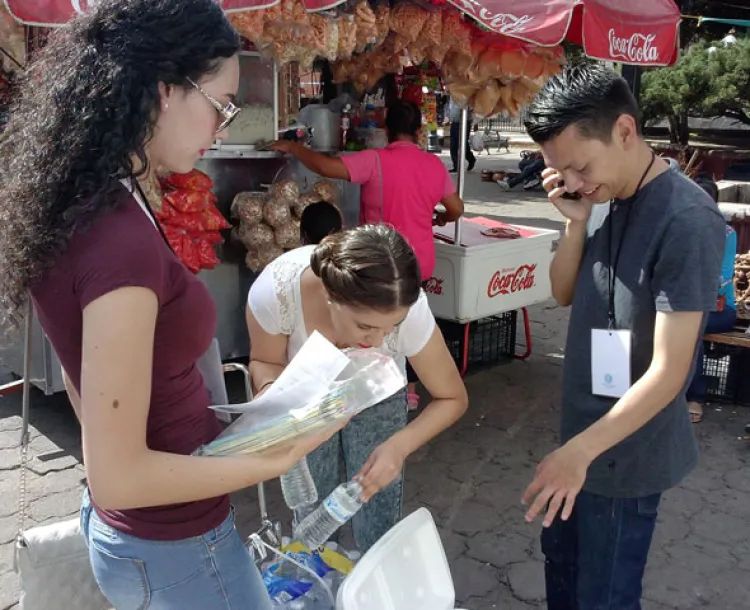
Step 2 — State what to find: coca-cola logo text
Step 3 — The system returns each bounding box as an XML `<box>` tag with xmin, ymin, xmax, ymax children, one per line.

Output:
<box><xmin>424</xmin><ymin>277</ymin><xmax>444</xmax><ymax>296</ymax></box>
<box><xmin>452</xmin><ymin>1</ymin><xmax>534</xmax><ymax>35</ymax></box>
<box><xmin>608</xmin><ymin>29</ymin><xmax>659</xmax><ymax>64</ymax></box>
<box><xmin>71</xmin><ymin>0</ymin><xmax>97</xmax><ymax>14</ymax></box>
<box><xmin>487</xmin><ymin>264</ymin><xmax>537</xmax><ymax>298</ymax></box>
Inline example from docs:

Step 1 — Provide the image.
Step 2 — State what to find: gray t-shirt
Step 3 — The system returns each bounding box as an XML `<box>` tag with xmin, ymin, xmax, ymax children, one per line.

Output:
<box><xmin>562</xmin><ymin>169</ymin><xmax>725</xmax><ymax>498</ymax></box>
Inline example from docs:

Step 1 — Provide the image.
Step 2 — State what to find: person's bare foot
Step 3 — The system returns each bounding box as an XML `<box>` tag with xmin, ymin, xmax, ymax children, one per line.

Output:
<box><xmin>688</xmin><ymin>401</ymin><xmax>704</xmax><ymax>424</ymax></box>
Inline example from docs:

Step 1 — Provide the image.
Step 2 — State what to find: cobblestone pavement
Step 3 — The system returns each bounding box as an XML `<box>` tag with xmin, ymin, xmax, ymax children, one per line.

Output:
<box><xmin>1</xmin><ymin>160</ymin><xmax>749</xmax><ymax>609</ymax></box>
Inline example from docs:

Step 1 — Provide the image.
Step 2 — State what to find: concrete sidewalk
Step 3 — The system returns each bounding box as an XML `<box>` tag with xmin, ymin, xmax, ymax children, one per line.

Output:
<box><xmin>0</xmin><ymin>182</ymin><xmax>749</xmax><ymax>609</ymax></box>
<box><xmin>1</xmin><ymin>296</ymin><xmax>749</xmax><ymax>609</ymax></box>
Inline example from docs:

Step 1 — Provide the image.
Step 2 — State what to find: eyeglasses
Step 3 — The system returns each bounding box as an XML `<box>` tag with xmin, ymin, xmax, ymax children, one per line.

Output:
<box><xmin>186</xmin><ymin>77</ymin><xmax>241</xmax><ymax>133</ymax></box>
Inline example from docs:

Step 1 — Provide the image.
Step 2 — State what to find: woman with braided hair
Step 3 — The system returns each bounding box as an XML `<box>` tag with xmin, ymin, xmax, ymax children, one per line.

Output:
<box><xmin>246</xmin><ymin>224</ymin><xmax>468</xmax><ymax>552</ymax></box>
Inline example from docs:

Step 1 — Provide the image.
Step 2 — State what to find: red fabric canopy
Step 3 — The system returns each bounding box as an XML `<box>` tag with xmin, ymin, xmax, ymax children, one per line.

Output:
<box><xmin>4</xmin><ymin>0</ymin><xmax>681</xmax><ymax>65</ymax></box>
<box><xmin>443</xmin><ymin>0</ymin><xmax>681</xmax><ymax>66</ymax></box>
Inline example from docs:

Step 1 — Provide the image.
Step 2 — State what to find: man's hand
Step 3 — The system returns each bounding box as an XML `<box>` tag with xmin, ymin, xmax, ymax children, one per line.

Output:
<box><xmin>521</xmin><ymin>440</ymin><xmax>592</xmax><ymax>527</ymax></box>
<box><xmin>542</xmin><ymin>168</ymin><xmax>594</xmax><ymax>224</ymax></box>
<box><xmin>355</xmin><ymin>438</ymin><xmax>407</xmax><ymax>502</ymax></box>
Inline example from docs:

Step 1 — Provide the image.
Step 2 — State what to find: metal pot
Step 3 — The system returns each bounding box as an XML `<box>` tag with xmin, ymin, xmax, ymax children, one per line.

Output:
<box><xmin>306</xmin><ymin>106</ymin><xmax>341</xmax><ymax>152</ymax></box>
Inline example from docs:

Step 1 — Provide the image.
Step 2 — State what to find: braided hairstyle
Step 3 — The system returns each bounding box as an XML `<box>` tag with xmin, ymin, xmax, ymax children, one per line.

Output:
<box><xmin>310</xmin><ymin>225</ymin><xmax>422</xmax><ymax>311</ymax></box>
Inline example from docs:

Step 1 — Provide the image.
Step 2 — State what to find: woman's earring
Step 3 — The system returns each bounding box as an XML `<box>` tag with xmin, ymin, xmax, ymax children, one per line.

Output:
<box><xmin>164</xmin><ymin>102</ymin><xmax>169</xmax><ymax>111</ymax></box>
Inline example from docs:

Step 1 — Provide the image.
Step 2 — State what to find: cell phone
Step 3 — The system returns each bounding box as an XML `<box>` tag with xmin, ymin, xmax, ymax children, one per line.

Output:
<box><xmin>558</xmin><ymin>180</ymin><xmax>582</xmax><ymax>200</ymax></box>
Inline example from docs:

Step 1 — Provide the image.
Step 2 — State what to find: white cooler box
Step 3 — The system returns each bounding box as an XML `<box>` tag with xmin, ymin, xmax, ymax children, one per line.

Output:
<box><xmin>427</xmin><ymin>220</ymin><xmax>560</xmax><ymax>323</ymax></box>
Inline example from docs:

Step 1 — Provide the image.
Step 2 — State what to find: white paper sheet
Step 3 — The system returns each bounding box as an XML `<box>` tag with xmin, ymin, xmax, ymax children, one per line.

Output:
<box><xmin>211</xmin><ymin>331</ymin><xmax>351</xmax><ymax>416</ymax></box>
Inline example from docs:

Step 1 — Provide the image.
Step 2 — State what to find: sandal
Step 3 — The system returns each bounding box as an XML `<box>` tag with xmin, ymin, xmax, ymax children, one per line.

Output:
<box><xmin>688</xmin><ymin>401</ymin><xmax>704</xmax><ymax>424</ymax></box>
<box><xmin>407</xmin><ymin>392</ymin><xmax>420</xmax><ymax>411</ymax></box>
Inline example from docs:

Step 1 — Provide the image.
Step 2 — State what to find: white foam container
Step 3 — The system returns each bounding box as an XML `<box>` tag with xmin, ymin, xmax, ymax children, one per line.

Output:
<box><xmin>336</xmin><ymin>508</ymin><xmax>471</xmax><ymax>610</ymax></box>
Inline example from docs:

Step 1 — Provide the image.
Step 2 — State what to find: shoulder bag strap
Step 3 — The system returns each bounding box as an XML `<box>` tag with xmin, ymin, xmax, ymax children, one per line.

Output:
<box><xmin>17</xmin><ymin>296</ymin><xmax>34</xmax><ymax>544</ymax></box>
<box><xmin>375</xmin><ymin>150</ymin><xmax>384</xmax><ymax>223</ymax></box>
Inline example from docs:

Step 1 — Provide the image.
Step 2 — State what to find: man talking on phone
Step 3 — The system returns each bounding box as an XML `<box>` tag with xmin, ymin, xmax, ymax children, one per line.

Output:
<box><xmin>520</xmin><ymin>63</ymin><xmax>725</xmax><ymax>609</ymax></box>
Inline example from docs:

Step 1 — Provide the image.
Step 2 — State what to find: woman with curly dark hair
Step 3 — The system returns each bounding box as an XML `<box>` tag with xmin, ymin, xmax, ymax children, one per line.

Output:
<box><xmin>0</xmin><ymin>1</ymin><xmax>339</xmax><ymax>608</ymax></box>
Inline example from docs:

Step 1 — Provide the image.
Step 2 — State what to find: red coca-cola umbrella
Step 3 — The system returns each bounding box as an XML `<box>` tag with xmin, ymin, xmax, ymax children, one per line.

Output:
<box><xmin>445</xmin><ymin>0</ymin><xmax>681</xmax><ymax>66</ymax></box>
<box><xmin>4</xmin><ymin>0</ymin><xmax>680</xmax><ymax>66</ymax></box>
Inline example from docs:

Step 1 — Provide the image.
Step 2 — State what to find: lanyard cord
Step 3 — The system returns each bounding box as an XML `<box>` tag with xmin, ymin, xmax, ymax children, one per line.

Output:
<box><xmin>132</xmin><ymin>177</ymin><xmax>175</xmax><ymax>255</ymax></box>
<box><xmin>607</xmin><ymin>150</ymin><xmax>657</xmax><ymax>329</ymax></box>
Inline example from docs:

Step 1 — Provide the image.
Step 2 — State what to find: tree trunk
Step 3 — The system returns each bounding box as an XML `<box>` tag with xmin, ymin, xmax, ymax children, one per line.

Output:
<box><xmin>678</xmin><ymin>112</ymin><xmax>690</xmax><ymax>146</ymax></box>
<box><xmin>668</xmin><ymin>115</ymin><xmax>680</xmax><ymax>144</ymax></box>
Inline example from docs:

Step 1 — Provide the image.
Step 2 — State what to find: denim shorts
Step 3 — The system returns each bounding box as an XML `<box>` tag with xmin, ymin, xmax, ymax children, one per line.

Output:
<box><xmin>80</xmin><ymin>489</ymin><xmax>272</xmax><ymax>610</ymax></box>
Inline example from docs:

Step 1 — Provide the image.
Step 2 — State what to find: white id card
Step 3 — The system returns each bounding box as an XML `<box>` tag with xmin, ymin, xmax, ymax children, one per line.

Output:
<box><xmin>591</xmin><ymin>329</ymin><xmax>632</xmax><ymax>398</ymax></box>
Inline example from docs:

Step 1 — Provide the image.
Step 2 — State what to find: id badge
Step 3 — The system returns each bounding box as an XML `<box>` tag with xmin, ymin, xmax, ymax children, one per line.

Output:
<box><xmin>591</xmin><ymin>329</ymin><xmax>632</xmax><ymax>398</ymax></box>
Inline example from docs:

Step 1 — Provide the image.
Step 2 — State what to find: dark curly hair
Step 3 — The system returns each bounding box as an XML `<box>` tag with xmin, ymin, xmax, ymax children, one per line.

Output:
<box><xmin>0</xmin><ymin>0</ymin><xmax>239</xmax><ymax>327</ymax></box>
<box><xmin>311</xmin><ymin>224</ymin><xmax>422</xmax><ymax>311</ymax></box>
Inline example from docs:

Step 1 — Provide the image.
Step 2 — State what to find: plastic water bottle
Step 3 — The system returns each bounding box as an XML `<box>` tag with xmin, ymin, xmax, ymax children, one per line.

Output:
<box><xmin>323</xmin><ymin>570</ymin><xmax>345</xmax><ymax>597</ymax></box>
<box><xmin>280</xmin><ymin>458</ymin><xmax>318</xmax><ymax>523</ymax></box>
<box><xmin>294</xmin><ymin>480</ymin><xmax>364</xmax><ymax>550</ymax></box>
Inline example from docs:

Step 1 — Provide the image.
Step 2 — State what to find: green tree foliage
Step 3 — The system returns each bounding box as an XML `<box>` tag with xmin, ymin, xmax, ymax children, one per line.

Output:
<box><xmin>702</xmin><ymin>38</ymin><xmax>750</xmax><ymax>125</ymax></box>
<box><xmin>640</xmin><ymin>38</ymin><xmax>750</xmax><ymax>144</ymax></box>
<box><xmin>562</xmin><ymin>42</ymin><xmax>586</xmax><ymax>65</ymax></box>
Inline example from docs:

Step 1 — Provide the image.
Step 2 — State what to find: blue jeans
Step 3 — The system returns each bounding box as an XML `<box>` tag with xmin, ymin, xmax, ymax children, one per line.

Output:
<box><xmin>305</xmin><ymin>389</ymin><xmax>407</xmax><ymax>553</ymax></box>
<box><xmin>541</xmin><ymin>490</ymin><xmax>661</xmax><ymax>610</ymax></box>
<box><xmin>81</xmin><ymin>489</ymin><xmax>272</xmax><ymax>610</ymax></box>
<box><xmin>687</xmin><ymin>307</ymin><xmax>737</xmax><ymax>403</ymax></box>
<box><xmin>508</xmin><ymin>158</ymin><xmax>545</xmax><ymax>188</ymax></box>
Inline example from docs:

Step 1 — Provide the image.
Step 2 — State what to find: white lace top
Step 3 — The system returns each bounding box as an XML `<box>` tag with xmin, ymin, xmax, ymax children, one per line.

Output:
<box><xmin>247</xmin><ymin>246</ymin><xmax>435</xmax><ymax>364</ymax></box>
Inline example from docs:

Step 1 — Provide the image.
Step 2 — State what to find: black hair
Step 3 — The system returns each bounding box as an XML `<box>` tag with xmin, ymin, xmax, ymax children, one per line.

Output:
<box><xmin>310</xmin><ymin>224</ymin><xmax>422</xmax><ymax>311</ymax></box>
<box><xmin>0</xmin><ymin>0</ymin><xmax>239</xmax><ymax>326</ymax></box>
<box><xmin>385</xmin><ymin>99</ymin><xmax>422</xmax><ymax>142</ymax></box>
<box><xmin>524</xmin><ymin>62</ymin><xmax>641</xmax><ymax>144</ymax></box>
<box><xmin>300</xmin><ymin>201</ymin><xmax>343</xmax><ymax>245</ymax></box>
<box><xmin>694</xmin><ymin>173</ymin><xmax>719</xmax><ymax>203</ymax></box>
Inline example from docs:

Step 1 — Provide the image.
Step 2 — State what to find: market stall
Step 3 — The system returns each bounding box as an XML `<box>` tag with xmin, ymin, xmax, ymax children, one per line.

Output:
<box><xmin>202</xmin><ymin>2</ymin><xmax>570</xmax><ymax>370</ymax></box>
<box><xmin>0</xmin><ymin>0</ymin><xmax>683</xmax><ymax>393</ymax></box>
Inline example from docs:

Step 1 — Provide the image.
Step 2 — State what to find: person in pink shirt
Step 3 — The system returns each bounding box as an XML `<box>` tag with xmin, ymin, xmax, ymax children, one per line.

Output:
<box><xmin>271</xmin><ymin>100</ymin><xmax>464</xmax><ymax>282</ymax></box>
<box><xmin>272</xmin><ymin>100</ymin><xmax>464</xmax><ymax>409</ymax></box>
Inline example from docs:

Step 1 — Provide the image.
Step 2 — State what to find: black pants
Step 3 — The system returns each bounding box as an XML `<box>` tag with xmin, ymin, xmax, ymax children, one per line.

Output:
<box><xmin>450</xmin><ymin>122</ymin><xmax>475</xmax><ymax>170</ymax></box>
